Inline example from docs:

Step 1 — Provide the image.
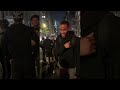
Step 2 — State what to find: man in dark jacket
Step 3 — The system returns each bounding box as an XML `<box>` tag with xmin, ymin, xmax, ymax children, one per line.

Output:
<box><xmin>3</xmin><ymin>11</ymin><xmax>35</xmax><ymax>79</ymax></box>
<box><xmin>80</xmin><ymin>11</ymin><xmax>116</xmax><ymax>79</ymax></box>
<box><xmin>30</xmin><ymin>15</ymin><xmax>40</xmax><ymax>78</ymax></box>
<box><xmin>55</xmin><ymin>21</ymin><xmax>79</xmax><ymax>79</ymax></box>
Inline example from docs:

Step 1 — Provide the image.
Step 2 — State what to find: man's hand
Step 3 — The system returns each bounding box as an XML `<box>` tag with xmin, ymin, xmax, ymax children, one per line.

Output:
<box><xmin>80</xmin><ymin>32</ymin><xmax>96</xmax><ymax>56</ymax></box>
<box><xmin>64</xmin><ymin>41</ymin><xmax>71</xmax><ymax>48</ymax></box>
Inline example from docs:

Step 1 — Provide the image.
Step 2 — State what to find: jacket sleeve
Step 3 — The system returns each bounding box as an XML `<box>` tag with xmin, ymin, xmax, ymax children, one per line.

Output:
<box><xmin>70</xmin><ymin>35</ymin><xmax>77</xmax><ymax>47</ymax></box>
<box><xmin>55</xmin><ymin>36</ymin><xmax>66</xmax><ymax>57</ymax></box>
<box><xmin>1</xmin><ymin>31</ymin><xmax>9</xmax><ymax>57</ymax></box>
<box><xmin>30</xmin><ymin>28</ymin><xmax>39</xmax><ymax>56</ymax></box>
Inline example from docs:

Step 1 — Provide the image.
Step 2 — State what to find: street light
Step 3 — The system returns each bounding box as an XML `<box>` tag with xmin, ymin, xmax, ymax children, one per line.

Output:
<box><xmin>42</xmin><ymin>23</ymin><xmax>47</xmax><ymax>28</ymax></box>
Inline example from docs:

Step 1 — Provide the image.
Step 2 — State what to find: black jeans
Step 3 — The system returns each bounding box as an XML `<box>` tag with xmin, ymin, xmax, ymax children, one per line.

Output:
<box><xmin>5</xmin><ymin>59</ymin><xmax>11</xmax><ymax>79</ymax></box>
<box><xmin>10</xmin><ymin>60</ymin><xmax>35</xmax><ymax>79</ymax></box>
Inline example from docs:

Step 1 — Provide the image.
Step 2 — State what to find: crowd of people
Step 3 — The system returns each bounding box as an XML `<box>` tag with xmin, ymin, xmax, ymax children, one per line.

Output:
<box><xmin>0</xmin><ymin>11</ymin><xmax>80</xmax><ymax>79</ymax></box>
<box><xmin>0</xmin><ymin>11</ymin><xmax>120</xmax><ymax>79</ymax></box>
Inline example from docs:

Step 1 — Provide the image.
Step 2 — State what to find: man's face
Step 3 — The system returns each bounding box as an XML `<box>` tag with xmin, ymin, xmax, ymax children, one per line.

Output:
<box><xmin>59</xmin><ymin>24</ymin><xmax>69</xmax><ymax>38</ymax></box>
<box><xmin>31</xmin><ymin>18</ymin><xmax>39</xmax><ymax>27</ymax></box>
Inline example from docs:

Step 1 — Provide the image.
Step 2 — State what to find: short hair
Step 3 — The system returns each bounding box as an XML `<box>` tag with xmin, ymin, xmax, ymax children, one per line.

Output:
<box><xmin>31</xmin><ymin>15</ymin><xmax>39</xmax><ymax>21</ymax></box>
<box><xmin>12</xmin><ymin>11</ymin><xmax>24</xmax><ymax>23</ymax></box>
<box><xmin>60</xmin><ymin>20</ymin><xmax>70</xmax><ymax>27</ymax></box>
<box><xmin>12</xmin><ymin>11</ymin><xmax>24</xmax><ymax>19</ymax></box>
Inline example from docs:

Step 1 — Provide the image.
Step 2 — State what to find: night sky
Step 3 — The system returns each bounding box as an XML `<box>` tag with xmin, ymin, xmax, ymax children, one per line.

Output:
<box><xmin>50</xmin><ymin>11</ymin><xmax>67</xmax><ymax>23</ymax></box>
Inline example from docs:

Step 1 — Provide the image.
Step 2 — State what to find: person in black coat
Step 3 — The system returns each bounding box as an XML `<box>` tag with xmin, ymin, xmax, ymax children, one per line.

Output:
<box><xmin>3</xmin><ymin>11</ymin><xmax>35</xmax><ymax>79</ymax></box>
<box><xmin>55</xmin><ymin>21</ymin><xmax>79</xmax><ymax>79</ymax></box>
<box><xmin>80</xmin><ymin>11</ymin><xmax>117</xmax><ymax>79</ymax></box>
<box><xmin>30</xmin><ymin>15</ymin><xmax>40</xmax><ymax>78</ymax></box>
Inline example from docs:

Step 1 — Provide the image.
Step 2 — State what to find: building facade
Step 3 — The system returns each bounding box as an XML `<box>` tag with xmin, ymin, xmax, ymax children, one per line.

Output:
<box><xmin>64</xmin><ymin>11</ymin><xmax>80</xmax><ymax>37</ymax></box>
<box><xmin>75</xmin><ymin>11</ymin><xmax>81</xmax><ymax>37</ymax></box>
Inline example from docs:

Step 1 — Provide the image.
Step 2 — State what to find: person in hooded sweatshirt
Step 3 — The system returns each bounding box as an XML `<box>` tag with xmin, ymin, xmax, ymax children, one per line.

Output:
<box><xmin>55</xmin><ymin>21</ymin><xmax>79</xmax><ymax>79</ymax></box>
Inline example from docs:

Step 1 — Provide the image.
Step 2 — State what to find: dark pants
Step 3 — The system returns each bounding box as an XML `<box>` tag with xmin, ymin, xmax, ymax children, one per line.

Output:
<box><xmin>4</xmin><ymin>56</ymin><xmax>11</xmax><ymax>79</ymax></box>
<box><xmin>0</xmin><ymin>56</ymin><xmax>11</xmax><ymax>79</ymax></box>
<box><xmin>35</xmin><ymin>56</ymin><xmax>40</xmax><ymax>78</ymax></box>
<box><xmin>0</xmin><ymin>57</ymin><xmax>6</xmax><ymax>79</ymax></box>
<box><xmin>11</xmin><ymin>60</ymin><xmax>35</xmax><ymax>79</ymax></box>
